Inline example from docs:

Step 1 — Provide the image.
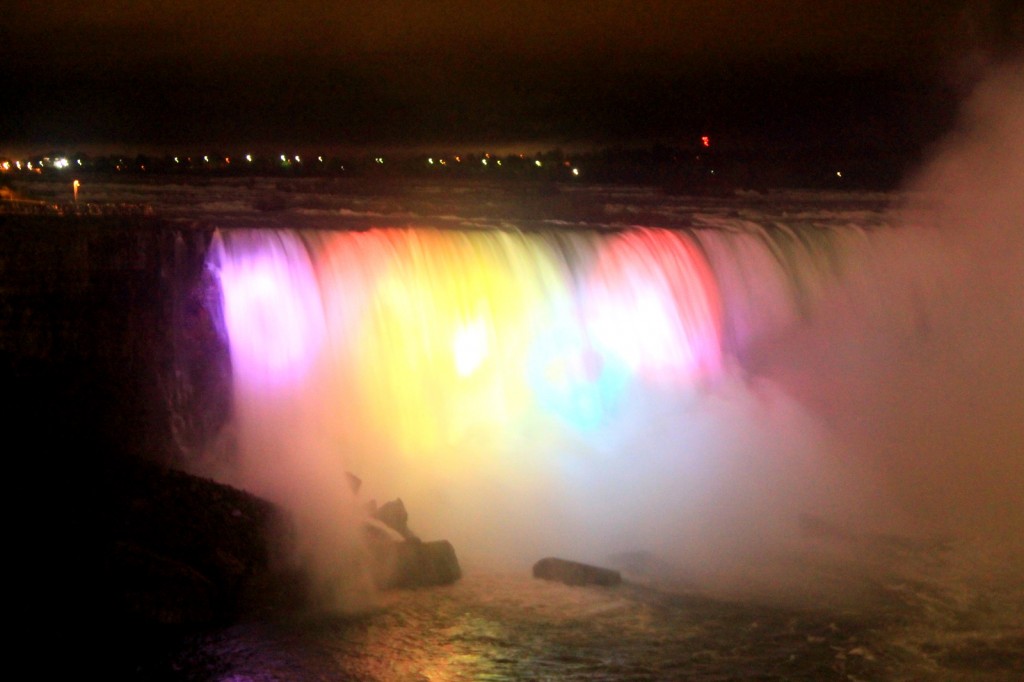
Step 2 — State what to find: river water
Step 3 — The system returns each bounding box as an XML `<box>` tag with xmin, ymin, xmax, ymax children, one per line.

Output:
<box><xmin>156</xmin><ymin>542</ymin><xmax>1022</xmax><ymax>681</ymax></box>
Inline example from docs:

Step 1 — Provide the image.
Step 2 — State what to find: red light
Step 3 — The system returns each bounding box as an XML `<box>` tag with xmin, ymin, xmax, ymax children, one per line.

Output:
<box><xmin>701</xmin><ymin>136</ymin><xmax>710</xmax><ymax>148</ymax></box>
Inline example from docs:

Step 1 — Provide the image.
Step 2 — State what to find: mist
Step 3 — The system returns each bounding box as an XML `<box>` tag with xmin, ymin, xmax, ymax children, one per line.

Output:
<box><xmin>199</xmin><ymin>62</ymin><xmax>1023</xmax><ymax>612</ymax></box>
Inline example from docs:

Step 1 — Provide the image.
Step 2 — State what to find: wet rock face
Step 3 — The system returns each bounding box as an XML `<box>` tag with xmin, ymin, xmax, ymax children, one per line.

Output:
<box><xmin>370</xmin><ymin>540</ymin><xmax>462</xmax><ymax>590</ymax></box>
<box><xmin>533</xmin><ymin>557</ymin><xmax>622</xmax><ymax>587</ymax></box>
<box><xmin>97</xmin><ymin>456</ymin><xmax>292</xmax><ymax>626</ymax></box>
<box><xmin>372</xmin><ymin>498</ymin><xmax>418</xmax><ymax>542</ymax></box>
<box><xmin>364</xmin><ymin>497</ymin><xmax>461</xmax><ymax>589</ymax></box>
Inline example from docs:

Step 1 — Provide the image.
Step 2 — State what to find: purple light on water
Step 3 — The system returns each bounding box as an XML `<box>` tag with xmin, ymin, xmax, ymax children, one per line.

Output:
<box><xmin>214</xmin><ymin>231</ymin><xmax>327</xmax><ymax>386</ymax></box>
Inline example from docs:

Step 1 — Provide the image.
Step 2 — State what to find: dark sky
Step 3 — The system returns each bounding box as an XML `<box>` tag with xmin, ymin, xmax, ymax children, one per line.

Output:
<box><xmin>3</xmin><ymin>1</ymin><xmax>1022</xmax><ymax>153</ymax></box>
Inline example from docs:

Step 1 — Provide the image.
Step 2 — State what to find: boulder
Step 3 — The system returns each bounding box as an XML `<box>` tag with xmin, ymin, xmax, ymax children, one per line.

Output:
<box><xmin>372</xmin><ymin>498</ymin><xmax>419</xmax><ymax>541</ymax></box>
<box><xmin>532</xmin><ymin>557</ymin><xmax>622</xmax><ymax>587</ymax></box>
<box><xmin>367</xmin><ymin>536</ymin><xmax>462</xmax><ymax>589</ymax></box>
<box><xmin>354</xmin><ymin>482</ymin><xmax>462</xmax><ymax>589</ymax></box>
<box><xmin>96</xmin><ymin>456</ymin><xmax>295</xmax><ymax>625</ymax></box>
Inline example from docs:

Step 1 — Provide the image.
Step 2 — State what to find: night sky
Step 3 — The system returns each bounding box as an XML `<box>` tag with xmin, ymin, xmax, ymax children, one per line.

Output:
<box><xmin>3</xmin><ymin>1</ymin><xmax>1022</xmax><ymax>154</ymax></box>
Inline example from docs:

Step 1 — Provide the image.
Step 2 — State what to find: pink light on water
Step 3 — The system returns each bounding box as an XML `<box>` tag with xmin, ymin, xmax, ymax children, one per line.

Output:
<box><xmin>214</xmin><ymin>231</ymin><xmax>327</xmax><ymax>387</ymax></box>
<box><xmin>213</xmin><ymin>226</ymin><xmax>728</xmax><ymax>449</ymax></box>
<box><xmin>585</xmin><ymin>228</ymin><xmax>723</xmax><ymax>386</ymax></box>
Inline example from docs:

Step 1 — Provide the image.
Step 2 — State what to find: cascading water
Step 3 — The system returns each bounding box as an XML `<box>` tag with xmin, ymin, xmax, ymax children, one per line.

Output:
<box><xmin>200</xmin><ymin>68</ymin><xmax>1024</xmax><ymax>615</ymax></box>
<box><xmin>206</xmin><ymin>222</ymin><xmax>895</xmax><ymax>604</ymax></box>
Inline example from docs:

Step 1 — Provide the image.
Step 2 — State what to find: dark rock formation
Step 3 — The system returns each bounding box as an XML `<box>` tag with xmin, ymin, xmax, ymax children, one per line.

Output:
<box><xmin>533</xmin><ymin>557</ymin><xmax>622</xmax><ymax>587</ymax></box>
<box><xmin>372</xmin><ymin>498</ymin><xmax>419</xmax><ymax>542</ymax></box>
<box><xmin>95</xmin><ymin>456</ymin><xmax>294</xmax><ymax>626</ymax></box>
<box><xmin>363</xmin><ymin>497</ymin><xmax>460</xmax><ymax>589</ymax></box>
<box><xmin>369</xmin><ymin>539</ymin><xmax>462</xmax><ymax>589</ymax></box>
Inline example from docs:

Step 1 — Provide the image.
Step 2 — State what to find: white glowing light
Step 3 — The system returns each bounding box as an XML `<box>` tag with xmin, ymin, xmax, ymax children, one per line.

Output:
<box><xmin>76</xmin><ymin>159</ymin><xmax>82</xmax><ymax>166</ymax></box>
<box><xmin>836</xmin><ymin>171</ymin><xmax>843</xmax><ymax>178</ymax></box>
<box><xmin>428</xmin><ymin>158</ymin><xmax>434</xmax><ymax>165</ymax></box>
<box><xmin>482</xmin><ymin>158</ymin><xmax>488</xmax><ymax>165</ymax></box>
<box><xmin>295</xmin><ymin>155</ymin><xmax>301</xmax><ymax>163</ymax></box>
<box><xmin>496</xmin><ymin>160</ymin><xmax>502</xmax><ymax>166</ymax></box>
<box><xmin>280</xmin><ymin>154</ymin><xmax>287</xmax><ymax>162</ymax></box>
<box><xmin>16</xmin><ymin>161</ymin><xmax>22</xmax><ymax>170</ymax></box>
<box><xmin>318</xmin><ymin>156</ymin><xmax>324</xmax><ymax>163</ymax></box>
<box><xmin>174</xmin><ymin>157</ymin><xmax>180</xmax><ymax>163</ymax></box>
<box><xmin>535</xmin><ymin>160</ymin><xmax>542</xmax><ymax>167</ymax></box>
<box><xmin>453</xmin><ymin>319</ymin><xmax>489</xmax><ymax>377</ymax></box>
<box><xmin>572</xmin><ymin>168</ymin><xmax>579</xmax><ymax>176</ymax></box>
<box><xmin>204</xmin><ymin>155</ymin><xmax>210</xmax><ymax>163</ymax></box>
<box><xmin>1</xmin><ymin>162</ymin><xmax>10</xmax><ymax>171</ymax></box>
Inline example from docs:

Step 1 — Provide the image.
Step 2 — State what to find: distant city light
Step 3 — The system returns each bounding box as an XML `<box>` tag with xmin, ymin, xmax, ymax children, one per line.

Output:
<box><xmin>836</xmin><ymin>171</ymin><xmax>843</xmax><ymax>178</ymax></box>
<box><xmin>280</xmin><ymin>154</ymin><xmax>287</xmax><ymax>163</ymax></box>
<box><xmin>702</xmin><ymin>135</ymin><xmax>710</xmax><ymax>147</ymax></box>
<box><xmin>318</xmin><ymin>156</ymin><xmax>324</xmax><ymax>163</ymax></box>
<box><xmin>225</xmin><ymin>157</ymin><xmax>231</xmax><ymax>164</ymax></box>
<box><xmin>572</xmin><ymin>168</ymin><xmax>580</xmax><ymax>176</ymax></box>
<box><xmin>246</xmin><ymin>154</ymin><xmax>253</xmax><ymax>162</ymax></box>
<box><xmin>1</xmin><ymin>162</ymin><xmax>10</xmax><ymax>171</ymax></box>
<box><xmin>428</xmin><ymin>158</ymin><xmax>434</xmax><ymax>165</ymax></box>
<box><xmin>54</xmin><ymin>157</ymin><xmax>69</xmax><ymax>168</ymax></box>
<box><xmin>16</xmin><ymin>161</ymin><xmax>22</xmax><ymax>170</ymax></box>
<box><xmin>482</xmin><ymin>158</ymin><xmax>488</xmax><ymax>165</ymax></box>
<box><xmin>204</xmin><ymin>155</ymin><xmax>210</xmax><ymax>163</ymax></box>
<box><xmin>496</xmin><ymin>159</ymin><xmax>501</xmax><ymax>166</ymax></box>
<box><xmin>535</xmin><ymin>160</ymin><xmax>542</xmax><ymax>167</ymax></box>
<box><xmin>76</xmin><ymin>159</ymin><xmax>82</xmax><ymax>166</ymax></box>
<box><xmin>295</xmin><ymin>155</ymin><xmax>301</xmax><ymax>163</ymax></box>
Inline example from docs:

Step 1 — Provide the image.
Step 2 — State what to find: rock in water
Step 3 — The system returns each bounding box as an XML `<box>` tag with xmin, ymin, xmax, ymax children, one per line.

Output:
<box><xmin>532</xmin><ymin>557</ymin><xmax>622</xmax><ymax>587</ymax></box>
<box><xmin>370</xmin><ymin>539</ymin><xmax>462</xmax><ymax>589</ymax></box>
<box><xmin>372</xmin><ymin>498</ymin><xmax>419</xmax><ymax>541</ymax></box>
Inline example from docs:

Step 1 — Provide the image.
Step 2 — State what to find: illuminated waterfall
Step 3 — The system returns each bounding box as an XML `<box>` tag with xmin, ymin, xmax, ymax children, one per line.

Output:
<box><xmin>208</xmin><ymin>223</ymin><xmax>880</xmax><ymax>584</ymax></box>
